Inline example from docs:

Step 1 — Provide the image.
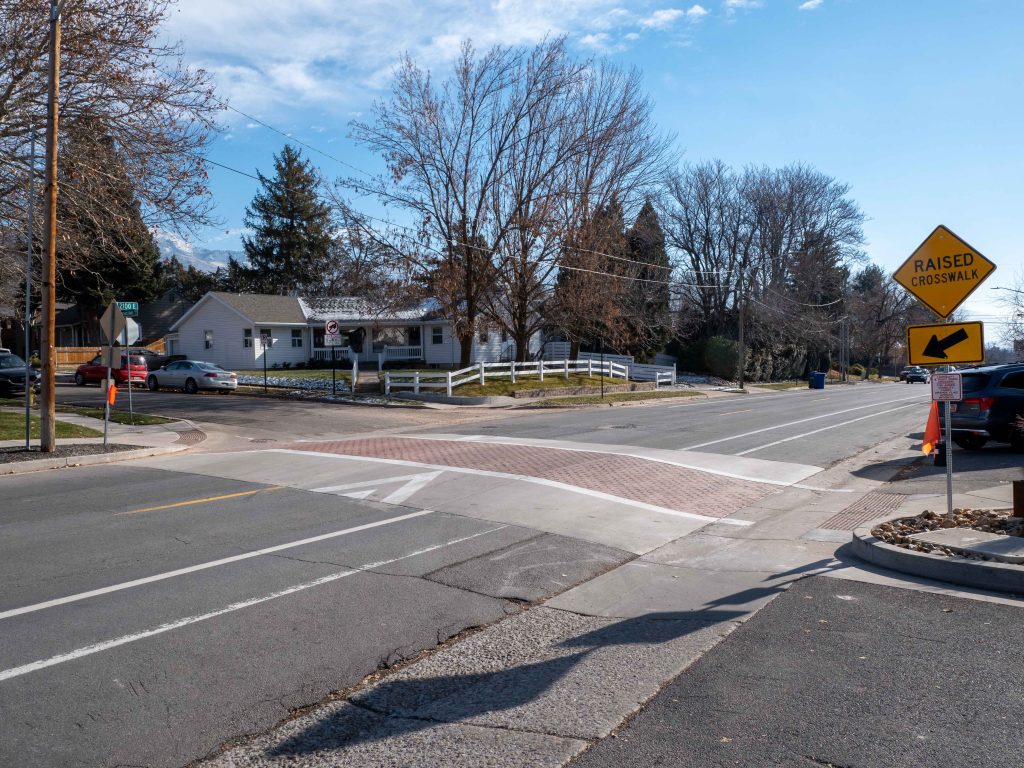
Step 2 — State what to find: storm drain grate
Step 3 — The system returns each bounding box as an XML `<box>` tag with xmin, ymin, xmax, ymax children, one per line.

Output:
<box><xmin>174</xmin><ymin>428</ymin><xmax>207</xmax><ymax>446</ymax></box>
<box><xmin>819</xmin><ymin>492</ymin><xmax>906</xmax><ymax>530</ymax></box>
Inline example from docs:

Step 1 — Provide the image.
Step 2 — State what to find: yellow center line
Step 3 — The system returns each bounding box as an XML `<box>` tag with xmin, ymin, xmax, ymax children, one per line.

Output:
<box><xmin>118</xmin><ymin>486</ymin><xmax>286</xmax><ymax>516</ymax></box>
<box><xmin>718</xmin><ymin>409</ymin><xmax>753</xmax><ymax>416</ymax></box>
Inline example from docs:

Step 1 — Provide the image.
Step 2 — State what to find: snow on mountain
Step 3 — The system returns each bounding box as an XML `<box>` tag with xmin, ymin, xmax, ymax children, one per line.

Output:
<box><xmin>153</xmin><ymin>230</ymin><xmax>240</xmax><ymax>273</ymax></box>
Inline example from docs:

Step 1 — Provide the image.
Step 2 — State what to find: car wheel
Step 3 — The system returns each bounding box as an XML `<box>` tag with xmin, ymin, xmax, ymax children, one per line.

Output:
<box><xmin>184</xmin><ymin>377</ymin><xmax>198</xmax><ymax>394</ymax></box>
<box><xmin>74</xmin><ymin>372</ymin><xmax>86</xmax><ymax>386</ymax></box>
<box><xmin>953</xmin><ymin>435</ymin><xmax>988</xmax><ymax>451</ymax></box>
<box><xmin>147</xmin><ymin>375</ymin><xmax>159</xmax><ymax>392</ymax></box>
<box><xmin>1010</xmin><ymin>431</ymin><xmax>1024</xmax><ymax>452</ymax></box>
<box><xmin>0</xmin><ymin>382</ymin><xmax>10</xmax><ymax>397</ymax></box>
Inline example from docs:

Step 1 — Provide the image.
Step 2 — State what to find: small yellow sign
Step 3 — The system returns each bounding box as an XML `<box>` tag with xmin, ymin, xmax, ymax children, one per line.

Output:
<box><xmin>893</xmin><ymin>225</ymin><xmax>995</xmax><ymax>318</ymax></box>
<box><xmin>907</xmin><ymin>321</ymin><xmax>985</xmax><ymax>366</ymax></box>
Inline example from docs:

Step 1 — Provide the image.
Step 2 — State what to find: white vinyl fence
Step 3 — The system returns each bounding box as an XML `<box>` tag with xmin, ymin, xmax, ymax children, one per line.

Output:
<box><xmin>384</xmin><ymin>358</ymin><xmax>629</xmax><ymax>397</ymax></box>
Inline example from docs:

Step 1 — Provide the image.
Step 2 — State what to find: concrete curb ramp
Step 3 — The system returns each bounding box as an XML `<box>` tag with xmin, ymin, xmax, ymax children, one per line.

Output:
<box><xmin>851</xmin><ymin>524</ymin><xmax>1024</xmax><ymax>595</ymax></box>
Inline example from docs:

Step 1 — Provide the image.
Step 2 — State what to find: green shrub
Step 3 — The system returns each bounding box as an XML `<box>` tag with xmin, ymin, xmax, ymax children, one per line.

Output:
<box><xmin>849</xmin><ymin>363</ymin><xmax>865</xmax><ymax>377</ymax></box>
<box><xmin>704</xmin><ymin>336</ymin><xmax>739</xmax><ymax>380</ymax></box>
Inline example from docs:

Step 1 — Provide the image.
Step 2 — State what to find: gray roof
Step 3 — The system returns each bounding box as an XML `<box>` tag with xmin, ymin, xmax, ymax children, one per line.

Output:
<box><xmin>211</xmin><ymin>292</ymin><xmax>307</xmax><ymax>324</ymax></box>
<box><xmin>299</xmin><ymin>296</ymin><xmax>440</xmax><ymax>322</ymax></box>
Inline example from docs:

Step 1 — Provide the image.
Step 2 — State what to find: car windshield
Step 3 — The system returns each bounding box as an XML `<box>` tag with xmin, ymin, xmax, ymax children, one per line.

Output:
<box><xmin>0</xmin><ymin>354</ymin><xmax>27</xmax><ymax>369</ymax></box>
<box><xmin>961</xmin><ymin>373</ymin><xmax>991</xmax><ymax>393</ymax></box>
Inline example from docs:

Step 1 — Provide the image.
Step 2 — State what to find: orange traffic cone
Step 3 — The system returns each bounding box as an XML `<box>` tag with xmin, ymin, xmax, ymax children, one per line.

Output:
<box><xmin>921</xmin><ymin>400</ymin><xmax>940</xmax><ymax>456</ymax></box>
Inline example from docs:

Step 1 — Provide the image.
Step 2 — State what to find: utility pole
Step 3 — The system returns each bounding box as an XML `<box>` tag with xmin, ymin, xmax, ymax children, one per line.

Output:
<box><xmin>737</xmin><ymin>278</ymin><xmax>746</xmax><ymax>391</ymax></box>
<box><xmin>40</xmin><ymin>0</ymin><xmax>62</xmax><ymax>453</ymax></box>
<box><xmin>24</xmin><ymin>132</ymin><xmax>37</xmax><ymax>449</ymax></box>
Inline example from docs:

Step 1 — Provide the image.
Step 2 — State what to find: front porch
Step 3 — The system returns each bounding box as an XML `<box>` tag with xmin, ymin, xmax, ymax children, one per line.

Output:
<box><xmin>310</xmin><ymin>345</ymin><xmax>424</xmax><ymax>366</ymax></box>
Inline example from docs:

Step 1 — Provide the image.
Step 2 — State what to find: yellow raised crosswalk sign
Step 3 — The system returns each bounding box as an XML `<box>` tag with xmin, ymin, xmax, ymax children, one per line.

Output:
<box><xmin>894</xmin><ymin>225</ymin><xmax>995</xmax><ymax>318</ymax></box>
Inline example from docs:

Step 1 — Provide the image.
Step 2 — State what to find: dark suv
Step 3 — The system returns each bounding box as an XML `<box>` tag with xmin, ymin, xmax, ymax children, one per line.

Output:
<box><xmin>943</xmin><ymin>362</ymin><xmax>1024</xmax><ymax>450</ymax></box>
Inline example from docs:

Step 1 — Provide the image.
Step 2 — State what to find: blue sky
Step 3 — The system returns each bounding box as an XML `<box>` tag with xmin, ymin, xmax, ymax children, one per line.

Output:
<box><xmin>164</xmin><ymin>0</ymin><xmax>1023</xmax><ymax>335</ymax></box>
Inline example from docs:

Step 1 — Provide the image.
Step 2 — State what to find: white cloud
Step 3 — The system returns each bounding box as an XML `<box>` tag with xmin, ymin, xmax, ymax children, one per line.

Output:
<box><xmin>163</xmin><ymin>1</ymin><xmax>714</xmax><ymax>120</ymax></box>
<box><xmin>640</xmin><ymin>9</ymin><xmax>684</xmax><ymax>28</ymax></box>
<box><xmin>798</xmin><ymin>0</ymin><xmax>823</xmax><ymax>9</ymax></box>
<box><xmin>724</xmin><ymin>0</ymin><xmax>763</xmax><ymax>11</ymax></box>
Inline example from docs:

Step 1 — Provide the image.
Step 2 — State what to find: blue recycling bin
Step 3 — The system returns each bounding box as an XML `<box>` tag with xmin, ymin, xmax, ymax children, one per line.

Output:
<box><xmin>809</xmin><ymin>371</ymin><xmax>826</xmax><ymax>389</ymax></box>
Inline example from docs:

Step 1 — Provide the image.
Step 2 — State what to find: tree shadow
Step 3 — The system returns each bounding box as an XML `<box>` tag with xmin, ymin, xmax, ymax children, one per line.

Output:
<box><xmin>268</xmin><ymin>607</ymin><xmax>745</xmax><ymax>757</ymax></box>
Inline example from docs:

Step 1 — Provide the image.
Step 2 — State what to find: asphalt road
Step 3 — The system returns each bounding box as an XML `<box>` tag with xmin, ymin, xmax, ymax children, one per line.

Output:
<box><xmin>4</xmin><ymin>380</ymin><xmax>964</xmax><ymax>767</ymax></box>
<box><xmin>432</xmin><ymin>382</ymin><xmax>934</xmax><ymax>468</ymax></box>
<box><xmin>0</xmin><ymin>464</ymin><xmax>630</xmax><ymax>767</ymax></box>
<box><xmin>53</xmin><ymin>382</ymin><xmax>513</xmax><ymax>441</ymax></box>
<box><xmin>569</xmin><ymin>575</ymin><xmax>1024</xmax><ymax>768</ymax></box>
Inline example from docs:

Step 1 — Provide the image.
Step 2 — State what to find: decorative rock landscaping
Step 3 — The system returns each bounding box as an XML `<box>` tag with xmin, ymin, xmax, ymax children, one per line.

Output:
<box><xmin>872</xmin><ymin>509</ymin><xmax>1023</xmax><ymax>560</ymax></box>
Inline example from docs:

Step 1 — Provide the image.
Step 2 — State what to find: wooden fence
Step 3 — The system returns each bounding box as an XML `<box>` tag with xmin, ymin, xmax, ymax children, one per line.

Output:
<box><xmin>54</xmin><ymin>338</ymin><xmax>166</xmax><ymax>366</ymax></box>
<box><xmin>384</xmin><ymin>358</ymin><xmax>630</xmax><ymax>397</ymax></box>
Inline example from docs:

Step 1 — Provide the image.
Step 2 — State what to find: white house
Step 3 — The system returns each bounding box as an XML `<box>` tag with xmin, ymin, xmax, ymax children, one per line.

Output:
<box><xmin>166</xmin><ymin>292</ymin><xmax>542</xmax><ymax>369</ymax></box>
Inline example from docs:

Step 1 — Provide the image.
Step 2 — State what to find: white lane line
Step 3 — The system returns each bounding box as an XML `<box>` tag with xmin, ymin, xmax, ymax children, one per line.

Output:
<box><xmin>0</xmin><ymin>510</ymin><xmax>433</xmax><ymax>622</ymax></box>
<box><xmin>735</xmin><ymin>404</ymin><xmax>919</xmax><ymax>456</ymax></box>
<box><xmin>679</xmin><ymin>394</ymin><xmax>926</xmax><ymax>451</ymax></box>
<box><xmin>274</xmin><ymin>449</ymin><xmax>753</xmax><ymax>527</ymax></box>
<box><xmin>718</xmin><ymin>409</ymin><xmax>752</xmax><ymax>416</ymax></box>
<box><xmin>0</xmin><ymin>526</ymin><xmax>508</xmax><ymax>683</ymax></box>
<box><xmin>311</xmin><ymin>471</ymin><xmax>444</xmax><ymax>506</ymax></box>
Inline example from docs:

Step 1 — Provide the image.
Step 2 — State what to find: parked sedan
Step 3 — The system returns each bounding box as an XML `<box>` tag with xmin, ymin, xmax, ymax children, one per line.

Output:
<box><xmin>74</xmin><ymin>353</ymin><xmax>148</xmax><ymax>387</ymax></box>
<box><xmin>0</xmin><ymin>352</ymin><xmax>40</xmax><ymax>397</ymax></box>
<box><xmin>905</xmin><ymin>367</ymin><xmax>930</xmax><ymax>383</ymax></box>
<box><xmin>147</xmin><ymin>360</ymin><xmax>237</xmax><ymax>393</ymax></box>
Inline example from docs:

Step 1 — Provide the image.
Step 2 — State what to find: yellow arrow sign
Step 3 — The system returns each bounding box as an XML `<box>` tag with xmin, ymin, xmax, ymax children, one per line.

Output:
<box><xmin>893</xmin><ymin>225</ymin><xmax>995</xmax><ymax>318</ymax></box>
<box><xmin>906</xmin><ymin>321</ymin><xmax>985</xmax><ymax>366</ymax></box>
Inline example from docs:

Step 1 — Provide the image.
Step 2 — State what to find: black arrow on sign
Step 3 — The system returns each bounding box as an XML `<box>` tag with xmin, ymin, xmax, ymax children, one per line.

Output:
<box><xmin>922</xmin><ymin>328</ymin><xmax>969</xmax><ymax>359</ymax></box>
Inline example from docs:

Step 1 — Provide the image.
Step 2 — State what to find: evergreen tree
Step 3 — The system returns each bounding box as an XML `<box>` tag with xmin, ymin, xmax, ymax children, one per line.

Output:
<box><xmin>56</xmin><ymin>128</ymin><xmax>164</xmax><ymax>315</ymax></box>
<box><xmin>625</xmin><ymin>198</ymin><xmax>673</xmax><ymax>360</ymax></box>
<box><xmin>242</xmin><ymin>145</ymin><xmax>332</xmax><ymax>295</ymax></box>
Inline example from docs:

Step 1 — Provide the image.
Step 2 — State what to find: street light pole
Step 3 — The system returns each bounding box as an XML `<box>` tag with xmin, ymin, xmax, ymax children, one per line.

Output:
<box><xmin>40</xmin><ymin>0</ymin><xmax>63</xmax><ymax>453</ymax></box>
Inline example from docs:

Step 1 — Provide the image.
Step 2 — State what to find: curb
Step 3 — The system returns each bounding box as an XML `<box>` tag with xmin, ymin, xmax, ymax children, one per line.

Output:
<box><xmin>0</xmin><ymin>441</ymin><xmax>191</xmax><ymax>477</ymax></box>
<box><xmin>850</xmin><ymin>524</ymin><xmax>1024</xmax><ymax>595</ymax></box>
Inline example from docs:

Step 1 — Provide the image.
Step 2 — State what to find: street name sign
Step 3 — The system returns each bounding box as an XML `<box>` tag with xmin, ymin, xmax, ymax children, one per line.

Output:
<box><xmin>324</xmin><ymin>333</ymin><xmax>344</xmax><ymax>347</ymax></box>
<box><xmin>117</xmin><ymin>301</ymin><xmax>139</xmax><ymax>317</ymax></box>
<box><xmin>907</xmin><ymin>321</ymin><xmax>985</xmax><ymax>366</ymax></box>
<box><xmin>99</xmin><ymin>300</ymin><xmax>127</xmax><ymax>343</ymax></box>
<box><xmin>893</xmin><ymin>225</ymin><xmax>995</xmax><ymax>318</ymax></box>
<box><xmin>931</xmin><ymin>372</ymin><xmax>962</xmax><ymax>402</ymax></box>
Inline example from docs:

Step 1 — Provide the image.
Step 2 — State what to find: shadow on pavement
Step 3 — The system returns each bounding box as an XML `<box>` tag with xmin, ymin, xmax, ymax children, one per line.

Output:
<box><xmin>267</xmin><ymin>608</ymin><xmax>746</xmax><ymax>757</ymax></box>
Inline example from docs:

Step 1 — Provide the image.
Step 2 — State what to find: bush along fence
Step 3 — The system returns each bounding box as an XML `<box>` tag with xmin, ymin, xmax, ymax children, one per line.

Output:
<box><xmin>383</xmin><ymin>358</ymin><xmax>676</xmax><ymax>397</ymax></box>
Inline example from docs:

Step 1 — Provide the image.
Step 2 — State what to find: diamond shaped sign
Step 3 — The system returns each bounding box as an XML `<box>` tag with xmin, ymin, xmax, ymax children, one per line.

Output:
<box><xmin>893</xmin><ymin>225</ymin><xmax>995</xmax><ymax>318</ymax></box>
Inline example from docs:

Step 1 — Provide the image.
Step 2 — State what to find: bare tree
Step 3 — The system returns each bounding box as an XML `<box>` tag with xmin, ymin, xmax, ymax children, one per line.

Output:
<box><xmin>0</xmin><ymin>0</ymin><xmax>221</xmax><ymax>300</ymax></box>
<box><xmin>349</xmin><ymin>39</ymin><xmax>673</xmax><ymax>365</ymax></box>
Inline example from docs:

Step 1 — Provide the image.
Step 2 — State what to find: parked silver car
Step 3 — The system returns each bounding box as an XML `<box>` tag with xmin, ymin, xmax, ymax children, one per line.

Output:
<box><xmin>147</xmin><ymin>360</ymin><xmax>237</xmax><ymax>394</ymax></box>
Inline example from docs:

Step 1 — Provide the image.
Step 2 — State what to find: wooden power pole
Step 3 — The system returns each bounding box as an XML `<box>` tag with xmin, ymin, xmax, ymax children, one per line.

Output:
<box><xmin>40</xmin><ymin>0</ymin><xmax>62</xmax><ymax>452</ymax></box>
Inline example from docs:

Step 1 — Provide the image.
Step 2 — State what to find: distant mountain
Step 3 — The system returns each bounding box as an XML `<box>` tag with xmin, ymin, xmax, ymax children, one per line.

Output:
<box><xmin>153</xmin><ymin>231</ymin><xmax>241</xmax><ymax>273</ymax></box>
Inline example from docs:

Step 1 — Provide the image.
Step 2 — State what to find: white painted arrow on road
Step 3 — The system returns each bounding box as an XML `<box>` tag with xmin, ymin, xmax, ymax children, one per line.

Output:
<box><xmin>312</xmin><ymin>471</ymin><xmax>444</xmax><ymax>506</ymax></box>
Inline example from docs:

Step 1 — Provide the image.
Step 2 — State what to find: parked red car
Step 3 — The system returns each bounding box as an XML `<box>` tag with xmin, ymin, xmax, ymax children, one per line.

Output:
<box><xmin>74</xmin><ymin>352</ymin><xmax>148</xmax><ymax>387</ymax></box>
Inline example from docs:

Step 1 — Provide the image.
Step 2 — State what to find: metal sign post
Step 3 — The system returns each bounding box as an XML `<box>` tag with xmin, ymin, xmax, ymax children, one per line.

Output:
<box><xmin>98</xmin><ymin>301</ymin><xmax>127</xmax><ymax>448</ymax></box>
<box><xmin>932</xmin><ymin>371</ymin><xmax>962</xmax><ymax>519</ymax></box>
<box><xmin>325</xmin><ymin>320</ymin><xmax>341</xmax><ymax>397</ymax></box>
<box><xmin>261</xmin><ymin>334</ymin><xmax>270</xmax><ymax>393</ymax></box>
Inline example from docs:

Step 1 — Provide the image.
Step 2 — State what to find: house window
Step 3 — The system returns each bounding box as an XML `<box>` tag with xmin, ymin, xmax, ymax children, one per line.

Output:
<box><xmin>204</xmin><ymin>330</ymin><xmax>213</xmax><ymax>350</ymax></box>
<box><xmin>291</xmin><ymin>329</ymin><xmax>303</xmax><ymax>348</ymax></box>
<box><xmin>372</xmin><ymin>327</ymin><xmax>408</xmax><ymax>352</ymax></box>
<box><xmin>432</xmin><ymin>326</ymin><xmax>443</xmax><ymax>345</ymax></box>
<box><xmin>501</xmin><ymin>329</ymin><xmax>509</xmax><ymax>343</ymax></box>
<box><xmin>243</xmin><ymin>328</ymin><xmax>253</xmax><ymax>348</ymax></box>
<box><xmin>478</xmin><ymin>327</ymin><xmax>489</xmax><ymax>343</ymax></box>
<box><xmin>260</xmin><ymin>328</ymin><xmax>273</xmax><ymax>347</ymax></box>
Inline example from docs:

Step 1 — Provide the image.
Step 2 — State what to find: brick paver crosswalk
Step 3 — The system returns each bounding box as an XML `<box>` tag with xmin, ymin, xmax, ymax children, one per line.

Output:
<box><xmin>284</xmin><ymin>437</ymin><xmax>776</xmax><ymax>519</ymax></box>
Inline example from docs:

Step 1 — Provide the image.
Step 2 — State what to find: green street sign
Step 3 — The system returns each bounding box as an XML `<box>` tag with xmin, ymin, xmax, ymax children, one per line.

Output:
<box><xmin>117</xmin><ymin>301</ymin><xmax>139</xmax><ymax>317</ymax></box>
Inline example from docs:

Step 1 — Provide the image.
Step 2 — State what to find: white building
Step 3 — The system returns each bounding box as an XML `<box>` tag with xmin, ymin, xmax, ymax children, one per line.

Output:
<box><xmin>166</xmin><ymin>292</ymin><xmax>541</xmax><ymax>369</ymax></box>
